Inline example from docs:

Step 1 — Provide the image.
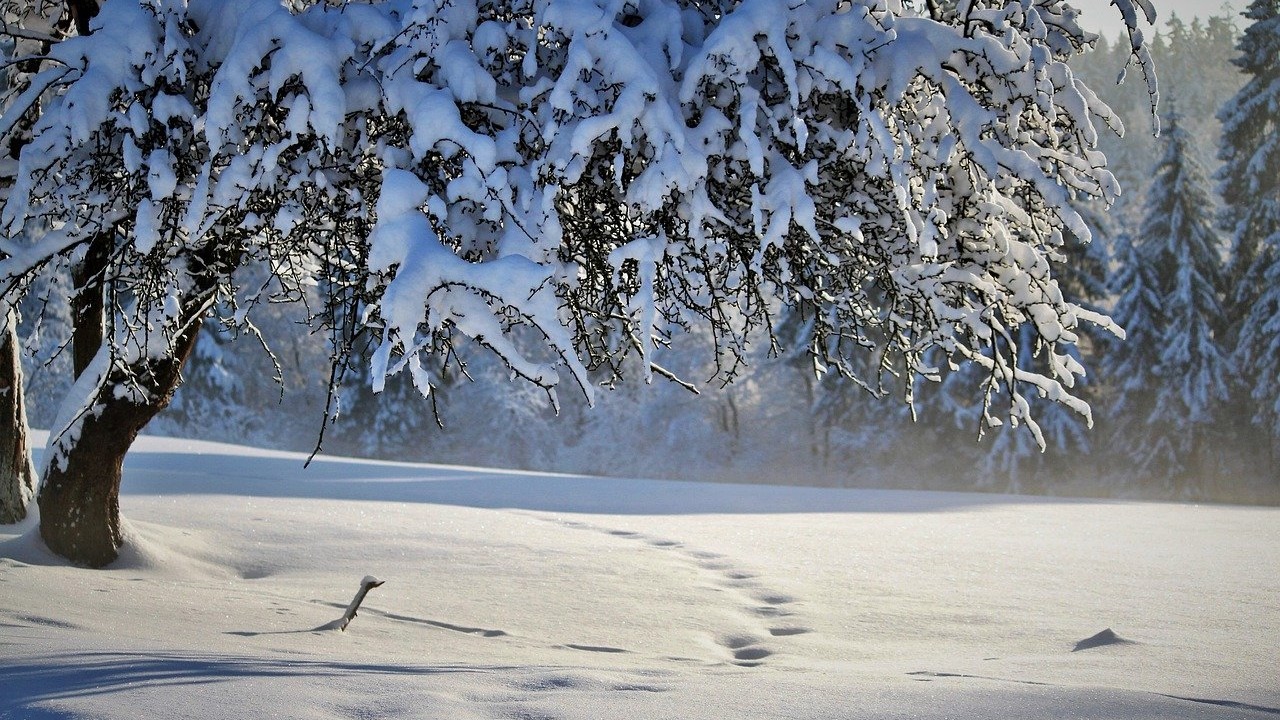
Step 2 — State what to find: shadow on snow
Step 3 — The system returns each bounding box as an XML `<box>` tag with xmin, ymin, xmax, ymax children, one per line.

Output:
<box><xmin>112</xmin><ymin>445</ymin><xmax>1097</xmax><ymax>516</ymax></box>
<box><xmin>0</xmin><ymin>650</ymin><xmax>515</xmax><ymax>718</ymax></box>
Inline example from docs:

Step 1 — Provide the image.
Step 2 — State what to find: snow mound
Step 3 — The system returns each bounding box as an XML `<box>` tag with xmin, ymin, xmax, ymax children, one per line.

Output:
<box><xmin>111</xmin><ymin>519</ymin><xmax>242</xmax><ymax>580</ymax></box>
<box><xmin>0</xmin><ymin>526</ymin><xmax>69</xmax><ymax>568</ymax></box>
<box><xmin>1073</xmin><ymin>627</ymin><xmax>1135</xmax><ymax>652</ymax></box>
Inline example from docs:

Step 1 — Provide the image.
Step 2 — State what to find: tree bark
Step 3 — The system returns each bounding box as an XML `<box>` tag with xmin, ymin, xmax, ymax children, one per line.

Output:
<box><xmin>65</xmin><ymin>0</ymin><xmax>101</xmax><ymax>37</ymax></box>
<box><xmin>37</xmin><ymin>316</ymin><xmax>202</xmax><ymax>567</ymax></box>
<box><xmin>0</xmin><ymin>309</ymin><xmax>36</xmax><ymax>524</ymax></box>
<box><xmin>71</xmin><ymin>235</ymin><xmax>109</xmax><ymax>380</ymax></box>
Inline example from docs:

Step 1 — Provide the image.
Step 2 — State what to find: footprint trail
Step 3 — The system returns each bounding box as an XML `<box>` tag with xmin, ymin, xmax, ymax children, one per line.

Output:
<box><xmin>537</xmin><ymin>516</ymin><xmax>814</xmax><ymax>668</ymax></box>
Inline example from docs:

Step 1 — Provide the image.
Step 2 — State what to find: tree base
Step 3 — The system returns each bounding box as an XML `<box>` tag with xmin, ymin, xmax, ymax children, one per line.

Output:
<box><xmin>38</xmin><ymin>407</ymin><xmax>132</xmax><ymax>567</ymax></box>
<box><xmin>38</xmin><ymin>452</ymin><xmax>126</xmax><ymax>568</ymax></box>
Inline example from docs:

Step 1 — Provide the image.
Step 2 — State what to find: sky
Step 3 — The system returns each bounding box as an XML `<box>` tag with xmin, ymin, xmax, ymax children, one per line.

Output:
<box><xmin>1071</xmin><ymin>0</ymin><xmax>1246</xmax><ymax>39</ymax></box>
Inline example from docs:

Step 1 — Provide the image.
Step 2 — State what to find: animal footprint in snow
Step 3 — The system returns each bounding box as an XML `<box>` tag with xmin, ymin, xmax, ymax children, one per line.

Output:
<box><xmin>751</xmin><ymin>605</ymin><xmax>794</xmax><ymax>618</ymax></box>
<box><xmin>721</xmin><ymin>633</ymin><xmax>760</xmax><ymax>650</ymax></box>
<box><xmin>716</xmin><ymin>633</ymin><xmax>773</xmax><ymax>667</ymax></box>
<box><xmin>733</xmin><ymin>646</ymin><xmax>771</xmax><ymax>663</ymax></box>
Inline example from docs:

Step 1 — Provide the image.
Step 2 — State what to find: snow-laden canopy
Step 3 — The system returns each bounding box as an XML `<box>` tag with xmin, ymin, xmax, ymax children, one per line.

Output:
<box><xmin>0</xmin><ymin>0</ymin><xmax>1157</xmax><ymax>445</ymax></box>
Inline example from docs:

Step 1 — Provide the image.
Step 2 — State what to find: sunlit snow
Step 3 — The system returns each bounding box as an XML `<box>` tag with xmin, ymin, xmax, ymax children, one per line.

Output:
<box><xmin>2</xmin><ymin>434</ymin><xmax>1276</xmax><ymax>719</ymax></box>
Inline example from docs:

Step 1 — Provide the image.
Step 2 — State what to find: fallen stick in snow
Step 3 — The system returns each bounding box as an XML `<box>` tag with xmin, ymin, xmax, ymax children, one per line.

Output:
<box><xmin>336</xmin><ymin>575</ymin><xmax>384</xmax><ymax>631</ymax></box>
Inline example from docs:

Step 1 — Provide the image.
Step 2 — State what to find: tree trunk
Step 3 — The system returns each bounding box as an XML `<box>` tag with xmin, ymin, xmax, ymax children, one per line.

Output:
<box><xmin>65</xmin><ymin>0</ymin><xmax>102</xmax><ymax>37</ymax></box>
<box><xmin>71</xmin><ymin>235</ymin><xmax>109</xmax><ymax>379</ymax></box>
<box><xmin>0</xmin><ymin>309</ymin><xmax>36</xmax><ymax>524</ymax></box>
<box><xmin>37</xmin><ymin>317</ymin><xmax>202</xmax><ymax>567</ymax></box>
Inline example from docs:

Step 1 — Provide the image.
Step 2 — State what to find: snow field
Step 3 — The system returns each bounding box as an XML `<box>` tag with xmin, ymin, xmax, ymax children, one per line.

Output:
<box><xmin>1</xmin><ymin>434</ymin><xmax>1277</xmax><ymax>719</ymax></box>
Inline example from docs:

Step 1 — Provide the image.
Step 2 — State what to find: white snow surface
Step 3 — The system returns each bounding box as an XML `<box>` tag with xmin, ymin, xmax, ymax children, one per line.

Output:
<box><xmin>1</xmin><ymin>434</ymin><xmax>1277</xmax><ymax>719</ymax></box>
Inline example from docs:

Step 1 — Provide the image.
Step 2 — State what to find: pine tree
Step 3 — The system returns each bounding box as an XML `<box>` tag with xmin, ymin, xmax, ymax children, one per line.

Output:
<box><xmin>1116</xmin><ymin>115</ymin><xmax>1232</xmax><ymax>494</ymax></box>
<box><xmin>1074</xmin><ymin>12</ymin><xmax>1244</xmax><ymax>230</ymax></box>
<box><xmin>157</xmin><ymin>324</ymin><xmax>264</xmax><ymax>445</ymax></box>
<box><xmin>1103</xmin><ymin>229</ymin><xmax>1164</xmax><ymax>482</ymax></box>
<box><xmin>1218</xmin><ymin>0</ymin><xmax>1280</xmax><ymax>456</ymax></box>
<box><xmin>978</xmin><ymin>324</ymin><xmax>1051</xmax><ymax>494</ymax></box>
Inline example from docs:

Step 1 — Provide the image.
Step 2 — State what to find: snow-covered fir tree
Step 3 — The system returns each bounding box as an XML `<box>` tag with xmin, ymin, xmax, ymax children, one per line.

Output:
<box><xmin>155</xmin><ymin>322</ymin><xmax>267</xmax><ymax>445</ymax></box>
<box><xmin>917</xmin><ymin>197</ymin><xmax>1113</xmax><ymax>494</ymax></box>
<box><xmin>1218</xmin><ymin>0</ymin><xmax>1280</xmax><ymax>457</ymax></box>
<box><xmin>15</xmin><ymin>260</ymin><xmax>75</xmax><ymax>431</ymax></box>
<box><xmin>1102</xmin><ymin>228</ymin><xmax>1165</xmax><ymax>480</ymax></box>
<box><xmin>900</xmin><ymin>348</ymin><xmax>986</xmax><ymax>479</ymax></box>
<box><xmin>978</xmin><ymin>331</ymin><xmax>1098</xmax><ymax>494</ymax></box>
<box><xmin>1117</xmin><ymin>114</ymin><xmax>1232</xmax><ymax>494</ymax></box>
<box><xmin>768</xmin><ymin>304</ymin><xmax>870</xmax><ymax>471</ymax></box>
<box><xmin>977</xmin><ymin>324</ymin><xmax>1049</xmax><ymax>493</ymax></box>
<box><xmin>1072</xmin><ymin>12</ymin><xmax>1242</xmax><ymax>220</ymax></box>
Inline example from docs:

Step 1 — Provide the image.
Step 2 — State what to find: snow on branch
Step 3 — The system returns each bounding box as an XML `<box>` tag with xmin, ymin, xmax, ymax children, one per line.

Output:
<box><xmin>0</xmin><ymin>0</ymin><xmax>1160</xmax><ymax>444</ymax></box>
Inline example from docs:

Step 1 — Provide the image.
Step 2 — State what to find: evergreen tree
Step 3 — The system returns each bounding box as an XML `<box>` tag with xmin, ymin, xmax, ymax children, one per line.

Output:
<box><xmin>1074</xmin><ymin>12</ymin><xmax>1243</xmax><ymax>219</ymax></box>
<box><xmin>1102</xmin><ymin>229</ymin><xmax>1165</xmax><ymax>480</ymax></box>
<box><xmin>16</xmin><ymin>264</ymin><xmax>74</xmax><ymax>428</ymax></box>
<box><xmin>1218</xmin><ymin>0</ymin><xmax>1280</xmax><ymax>456</ymax></box>
<box><xmin>1100</xmin><ymin>229</ymin><xmax>1162</xmax><ymax>412</ymax></box>
<box><xmin>157</xmin><ymin>323</ymin><xmax>264</xmax><ymax>445</ymax></box>
<box><xmin>1119</xmin><ymin>115</ymin><xmax>1232</xmax><ymax>493</ymax></box>
<box><xmin>903</xmin><ymin>348</ymin><xmax>986</xmax><ymax>485</ymax></box>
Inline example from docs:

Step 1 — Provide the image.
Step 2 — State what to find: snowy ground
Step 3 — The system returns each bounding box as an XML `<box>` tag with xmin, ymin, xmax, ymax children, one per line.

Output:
<box><xmin>1</xmin><ymin>435</ymin><xmax>1277</xmax><ymax>719</ymax></box>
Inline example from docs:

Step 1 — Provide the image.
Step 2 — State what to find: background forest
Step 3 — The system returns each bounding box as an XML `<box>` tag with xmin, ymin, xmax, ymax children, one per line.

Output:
<box><xmin>16</xmin><ymin>10</ymin><xmax>1277</xmax><ymax>504</ymax></box>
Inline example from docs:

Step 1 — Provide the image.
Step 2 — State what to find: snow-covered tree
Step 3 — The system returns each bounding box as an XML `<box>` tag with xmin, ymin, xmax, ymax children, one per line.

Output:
<box><xmin>0</xmin><ymin>0</ymin><xmax>1157</xmax><ymax>565</ymax></box>
<box><xmin>1111</xmin><ymin>115</ymin><xmax>1231</xmax><ymax>493</ymax></box>
<box><xmin>978</xmin><ymin>324</ymin><xmax>1098</xmax><ymax>494</ymax></box>
<box><xmin>1100</xmin><ymin>228</ymin><xmax>1160</xmax><ymax>475</ymax></box>
<box><xmin>1057</xmin><ymin>199</ymin><xmax>1113</xmax><ymax>331</ymax></box>
<box><xmin>1072</xmin><ymin>12</ymin><xmax>1241</xmax><ymax>224</ymax></box>
<box><xmin>155</xmin><ymin>323</ymin><xmax>268</xmax><ymax>443</ymax></box>
<box><xmin>15</xmin><ymin>262</ymin><xmax>74</xmax><ymax>426</ymax></box>
<box><xmin>0</xmin><ymin>301</ymin><xmax>36</xmax><ymax>522</ymax></box>
<box><xmin>0</xmin><ymin>0</ymin><xmax>77</xmax><ymax>523</ymax></box>
<box><xmin>1219</xmin><ymin>0</ymin><xmax>1280</xmax><ymax>453</ymax></box>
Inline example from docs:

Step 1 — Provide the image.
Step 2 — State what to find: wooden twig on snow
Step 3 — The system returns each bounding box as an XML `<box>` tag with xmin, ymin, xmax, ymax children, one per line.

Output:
<box><xmin>338</xmin><ymin>575</ymin><xmax>384</xmax><ymax>631</ymax></box>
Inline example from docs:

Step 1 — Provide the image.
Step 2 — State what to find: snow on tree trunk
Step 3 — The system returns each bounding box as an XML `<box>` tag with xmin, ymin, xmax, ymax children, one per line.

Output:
<box><xmin>39</xmin><ymin>317</ymin><xmax>201</xmax><ymax>567</ymax></box>
<box><xmin>0</xmin><ymin>306</ymin><xmax>35</xmax><ymax>524</ymax></box>
<box><xmin>69</xmin><ymin>235</ymin><xmax>108</xmax><ymax>380</ymax></box>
